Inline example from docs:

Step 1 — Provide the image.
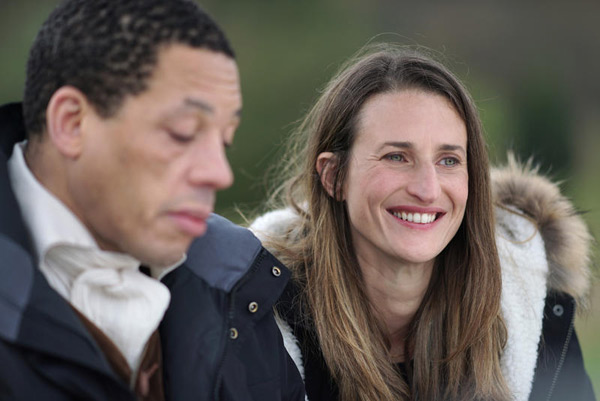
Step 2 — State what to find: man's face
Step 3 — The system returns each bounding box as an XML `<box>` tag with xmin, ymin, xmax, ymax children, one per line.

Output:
<box><xmin>69</xmin><ymin>45</ymin><xmax>241</xmax><ymax>266</ymax></box>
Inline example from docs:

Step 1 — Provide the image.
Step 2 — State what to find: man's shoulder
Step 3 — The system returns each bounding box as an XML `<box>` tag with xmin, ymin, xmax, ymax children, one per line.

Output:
<box><xmin>176</xmin><ymin>214</ymin><xmax>263</xmax><ymax>292</ymax></box>
<box><xmin>160</xmin><ymin>215</ymin><xmax>302</xmax><ymax>401</ymax></box>
<box><xmin>165</xmin><ymin>213</ymin><xmax>292</xmax><ymax>308</ymax></box>
<box><xmin>185</xmin><ymin>214</ymin><xmax>262</xmax><ymax>291</ymax></box>
<box><xmin>202</xmin><ymin>214</ymin><xmax>260</xmax><ymax>250</ymax></box>
<box><xmin>0</xmin><ymin>235</ymin><xmax>35</xmax><ymax>344</ymax></box>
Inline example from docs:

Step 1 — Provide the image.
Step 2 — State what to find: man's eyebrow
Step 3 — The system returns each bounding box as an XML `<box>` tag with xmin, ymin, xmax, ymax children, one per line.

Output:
<box><xmin>184</xmin><ymin>98</ymin><xmax>214</xmax><ymax>113</ymax></box>
<box><xmin>183</xmin><ymin>98</ymin><xmax>242</xmax><ymax>118</ymax></box>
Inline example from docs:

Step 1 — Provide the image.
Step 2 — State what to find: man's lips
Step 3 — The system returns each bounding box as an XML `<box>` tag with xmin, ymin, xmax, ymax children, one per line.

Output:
<box><xmin>167</xmin><ymin>210</ymin><xmax>210</xmax><ymax>236</ymax></box>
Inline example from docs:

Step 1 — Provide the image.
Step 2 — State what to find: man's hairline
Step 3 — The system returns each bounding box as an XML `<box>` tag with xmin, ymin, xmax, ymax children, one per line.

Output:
<box><xmin>31</xmin><ymin>44</ymin><xmax>238</xmax><ymax>139</ymax></box>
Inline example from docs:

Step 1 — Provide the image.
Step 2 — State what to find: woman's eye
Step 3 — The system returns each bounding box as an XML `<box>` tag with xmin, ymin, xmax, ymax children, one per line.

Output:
<box><xmin>440</xmin><ymin>157</ymin><xmax>459</xmax><ymax>166</ymax></box>
<box><xmin>386</xmin><ymin>154</ymin><xmax>405</xmax><ymax>162</ymax></box>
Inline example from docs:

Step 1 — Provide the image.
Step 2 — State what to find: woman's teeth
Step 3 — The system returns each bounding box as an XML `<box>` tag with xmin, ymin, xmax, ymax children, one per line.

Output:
<box><xmin>392</xmin><ymin>211</ymin><xmax>437</xmax><ymax>224</ymax></box>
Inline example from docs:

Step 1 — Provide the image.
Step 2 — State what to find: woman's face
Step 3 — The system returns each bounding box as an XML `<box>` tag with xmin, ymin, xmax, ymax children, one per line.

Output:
<box><xmin>340</xmin><ymin>90</ymin><xmax>468</xmax><ymax>268</ymax></box>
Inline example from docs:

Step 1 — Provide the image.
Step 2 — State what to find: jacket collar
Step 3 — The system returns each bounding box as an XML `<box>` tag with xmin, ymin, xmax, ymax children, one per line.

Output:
<box><xmin>0</xmin><ymin>103</ymin><xmax>121</xmax><ymax>382</ymax></box>
<box><xmin>0</xmin><ymin>103</ymin><xmax>30</xmax><ymax>252</ymax></box>
<box><xmin>0</xmin><ymin>102</ymin><xmax>38</xmax><ymax>341</ymax></box>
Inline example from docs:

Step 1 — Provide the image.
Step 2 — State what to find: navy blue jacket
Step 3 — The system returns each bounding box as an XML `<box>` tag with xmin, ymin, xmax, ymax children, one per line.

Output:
<box><xmin>0</xmin><ymin>103</ymin><xmax>305</xmax><ymax>400</ymax></box>
<box><xmin>160</xmin><ymin>214</ymin><xmax>305</xmax><ymax>400</ymax></box>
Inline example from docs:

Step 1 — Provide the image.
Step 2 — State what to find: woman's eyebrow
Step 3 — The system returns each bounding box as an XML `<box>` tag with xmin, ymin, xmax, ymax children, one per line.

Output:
<box><xmin>438</xmin><ymin>144</ymin><xmax>466</xmax><ymax>156</ymax></box>
<box><xmin>375</xmin><ymin>142</ymin><xmax>466</xmax><ymax>156</ymax></box>
<box><xmin>376</xmin><ymin>141</ymin><xmax>413</xmax><ymax>152</ymax></box>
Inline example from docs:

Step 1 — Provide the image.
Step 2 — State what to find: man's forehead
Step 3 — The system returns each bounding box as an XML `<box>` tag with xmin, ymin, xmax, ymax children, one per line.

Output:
<box><xmin>153</xmin><ymin>45</ymin><xmax>239</xmax><ymax>83</ymax></box>
<box><xmin>129</xmin><ymin>45</ymin><xmax>242</xmax><ymax>118</ymax></box>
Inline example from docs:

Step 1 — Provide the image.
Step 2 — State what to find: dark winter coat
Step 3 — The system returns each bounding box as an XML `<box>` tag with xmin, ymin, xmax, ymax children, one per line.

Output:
<box><xmin>0</xmin><ymin>102</ymin><xmax>305</xmax><ymax>401</ymax></box>
<box><xmin>250</xmin><ymin>157</ymin><xmax>596</xmax><ymax>401</ymax></box>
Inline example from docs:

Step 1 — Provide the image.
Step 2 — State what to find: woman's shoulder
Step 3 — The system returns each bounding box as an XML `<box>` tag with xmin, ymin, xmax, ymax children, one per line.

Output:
<box><xmin>491</xmin><ymin>154</ymin><xmax>593</xmax><ymax>301</ymax></box>
<box><xmin>250</xmin><ymin>208</ymin><xmax>301</xmax><ymax>239</ymax></box>
<box><xmin>250</xmin><ymin>206</ymin><xmax>306</xmax><ymax>252</ymax></box>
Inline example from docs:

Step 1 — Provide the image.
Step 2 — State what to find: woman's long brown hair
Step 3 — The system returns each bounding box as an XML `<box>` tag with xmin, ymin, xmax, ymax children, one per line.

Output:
<box><xmin>263</xmin><ymin>44</ymin><xmax>509</xmax><ymax>401</ymax></box>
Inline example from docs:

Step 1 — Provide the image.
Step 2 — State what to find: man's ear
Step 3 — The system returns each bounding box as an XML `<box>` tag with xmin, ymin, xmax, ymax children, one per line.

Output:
<box><xmin>316</xmin><ymin>152</ymin><xmax>342</xmax><ymax>199</ymax></box>
<box><xmin>45</xmin><ymin>86</ymin><xmax>89</xmax><ymax>159</ymax></box>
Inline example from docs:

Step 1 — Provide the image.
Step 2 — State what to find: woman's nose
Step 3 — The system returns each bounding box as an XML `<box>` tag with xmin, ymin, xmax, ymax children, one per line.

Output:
<box><xmin>405</xmin><ymin>163</ymin><xmax>441</xmax><ymax>203</ymax></box>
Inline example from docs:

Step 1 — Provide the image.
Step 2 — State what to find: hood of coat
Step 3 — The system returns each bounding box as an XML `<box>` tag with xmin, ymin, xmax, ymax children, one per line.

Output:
<box><xmin>491</xmin><ymin>154</ymin><xmax>593</xmax><ymax>301</ymax></box>
<box><xmin>251</xmin><ymin>155</ymin><xmax>593</xmax><ymax>301</ymax></box>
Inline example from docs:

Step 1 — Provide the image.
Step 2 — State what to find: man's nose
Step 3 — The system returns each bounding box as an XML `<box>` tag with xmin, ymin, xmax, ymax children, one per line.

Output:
<box><xmin>405</xmin><ymin>163</ymin><xmax>441</xmax><ymax>204</ymax></box>
<box><xmin>187</xmin><ymin>134</ymin><xmax>234</xmax><ymax>190</ymax></box>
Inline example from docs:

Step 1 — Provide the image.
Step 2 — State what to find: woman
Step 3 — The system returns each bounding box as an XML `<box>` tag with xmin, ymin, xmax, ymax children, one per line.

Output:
<box><xmin>251</xmin><ymin>45</ymin><xmax>594</xmax><ymax>401</ymax></box>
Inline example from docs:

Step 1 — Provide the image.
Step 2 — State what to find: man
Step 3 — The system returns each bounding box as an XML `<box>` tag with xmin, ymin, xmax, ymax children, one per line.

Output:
<box><xmin>0</xmin><ymin>0</ymin><xmax>305</xmax><ymax>400</ymax></box>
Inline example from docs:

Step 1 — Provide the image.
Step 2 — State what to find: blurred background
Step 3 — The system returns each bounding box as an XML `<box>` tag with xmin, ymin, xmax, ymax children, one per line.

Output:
<box><xmin>1</xmin><ymin>0</ymin><xmax>598</xmax><ymax>393</ymax></box>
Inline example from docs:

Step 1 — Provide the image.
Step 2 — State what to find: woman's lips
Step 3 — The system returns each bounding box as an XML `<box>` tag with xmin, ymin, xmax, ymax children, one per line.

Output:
<box><xmin>387</xmin><ymin>207</ymin><xmax>446</xmax><ymax>229</ymax></box>
<box><xmin>390</xmin><ymin>210</ymin><xmax>438</xmax><ymax>224</ymax></box>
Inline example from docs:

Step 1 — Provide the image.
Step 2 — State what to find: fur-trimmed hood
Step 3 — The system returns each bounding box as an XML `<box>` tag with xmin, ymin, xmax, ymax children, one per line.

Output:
<box><xmin>250</xmin><ymin>159</ymin><xmax>593</xmax><ymax>401</ymax></box>
<box><xmin>253</xmin><ymin>157</ymin><xmax>594</xmax><ymax>301</ymax></box>
<box><xmin>491</xmin><ymin>154</ymin><xmax>593</xmax><ymax>301</ymax></box>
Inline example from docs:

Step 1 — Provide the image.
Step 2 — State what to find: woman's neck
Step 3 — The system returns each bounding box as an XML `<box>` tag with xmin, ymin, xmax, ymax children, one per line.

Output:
<box><xmin>358</xmin><ymin>254</ymin><xmax>433</xmax><ymax>362</ymax></box>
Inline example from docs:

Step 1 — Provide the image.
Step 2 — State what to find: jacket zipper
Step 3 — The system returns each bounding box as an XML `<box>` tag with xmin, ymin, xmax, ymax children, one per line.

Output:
<box><xmin>544</xmin><ymin>298</ymin><xmax>575</xmax><ymax>401</ymax></box>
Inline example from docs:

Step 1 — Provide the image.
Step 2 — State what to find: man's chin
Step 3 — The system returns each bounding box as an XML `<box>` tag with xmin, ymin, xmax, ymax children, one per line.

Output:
<box><xmin>155</xmin><ymin>252</ymin><xmax>187</xmax><ymax>269</ymax></box>
<box><xmin>135</xmin><ymin>244</ymin><xmax>189</xmax><ymax>272</ymax></box>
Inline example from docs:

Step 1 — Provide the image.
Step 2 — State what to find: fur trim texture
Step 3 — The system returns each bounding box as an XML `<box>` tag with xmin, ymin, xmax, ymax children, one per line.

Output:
<box><xmin>491</xmin><ymin>154</ymin><xmax>593</xmax><ymax>301</ymax></box>
<box><xmin>495</xmin><ymin>205</ymin><xmax>548</xmax><ymax>401</ymax></box>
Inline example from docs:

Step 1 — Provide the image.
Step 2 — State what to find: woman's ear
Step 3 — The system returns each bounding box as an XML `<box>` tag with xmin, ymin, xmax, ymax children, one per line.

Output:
<box><xmin>316</xmin><ymin>152</ymin><xmax>341</xmax><ymax>199</ymax></box>
<box><xmin>45</xmin><ymin>86</ymin><xmax>88</xmax><ymax>159</ymax></box>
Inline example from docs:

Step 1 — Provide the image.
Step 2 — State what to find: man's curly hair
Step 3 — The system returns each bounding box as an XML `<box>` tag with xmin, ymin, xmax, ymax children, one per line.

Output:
<box><xmin>23</xmin><ymin>0</ymin><xmax>235</xmax><ymax>137</ymax></box>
